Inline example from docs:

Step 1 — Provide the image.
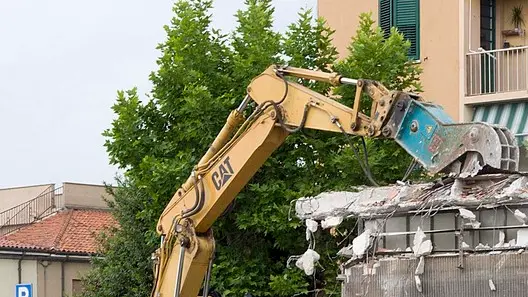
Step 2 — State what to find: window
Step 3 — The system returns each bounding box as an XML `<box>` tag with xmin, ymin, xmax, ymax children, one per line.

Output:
<box><xmin>379</xmin><ymin>0</ymin><xmax>420</xmax><ymax>60</ymax></box>
<box><xmin>72</xmin><ymin>279</ymin><xmax>84</xmax><ymax>294</ymax></box>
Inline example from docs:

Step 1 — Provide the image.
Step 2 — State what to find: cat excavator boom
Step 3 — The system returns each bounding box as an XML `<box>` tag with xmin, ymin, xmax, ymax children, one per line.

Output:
<box><xmin>150</xmin><ymin>65</ymin><xmax>519</xmax><ymax>297</ymax></box>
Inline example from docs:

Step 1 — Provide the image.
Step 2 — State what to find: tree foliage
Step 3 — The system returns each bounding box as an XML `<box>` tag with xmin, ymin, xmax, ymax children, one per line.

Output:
<box><xmin>79</xmin><ymin>179</ymin><xmax>156</xmax><ymax>297</ymax></box>
<box><xmin>81</xmin><ymin>2</ymin><xmax>423</xmax><ymax>297</ymax></box>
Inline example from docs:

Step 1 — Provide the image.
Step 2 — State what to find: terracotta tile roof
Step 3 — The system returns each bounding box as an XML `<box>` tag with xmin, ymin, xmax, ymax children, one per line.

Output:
<box><xmin>0</xmin><ymin>209</ymin><xmax>117</xmax><ymax>254</ymax></box>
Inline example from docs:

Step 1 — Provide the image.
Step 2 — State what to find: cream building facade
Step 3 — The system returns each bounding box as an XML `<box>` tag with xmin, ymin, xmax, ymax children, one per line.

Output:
<box><xmin>0</xmin><ymin>182</ymin><xmax>116</xmax><ymax>297</ymax></box>
<box><xmin>319</xmin><ymin>0</ymin><xmax>528</xmax><ymax>143</ymax></box>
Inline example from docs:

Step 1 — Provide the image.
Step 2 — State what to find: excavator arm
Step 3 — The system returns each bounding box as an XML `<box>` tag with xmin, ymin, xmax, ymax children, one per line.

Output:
<box><xmin>150</xmin><ymin>65</ymin><xmax>519</xmax><ymax>297</ymax></box>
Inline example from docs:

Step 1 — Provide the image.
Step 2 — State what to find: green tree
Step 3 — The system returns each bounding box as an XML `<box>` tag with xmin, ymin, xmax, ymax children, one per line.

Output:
<box><xmin>79</xmin><ymin>179</ymin><xmax>155</xmax><ymax>297</ymax></box>
<box><xmin>283</xmin><ymin>8</ymin><xmax>338</xmax><ymax>93</ymax></box>
<box><xmin>81</xmin><ymin>4</ymin><xmax>423</xmax><ymax>297</ymax></box>
<box><xmin>232</xmin><ymin>0</ymin><xmax>282</xmax><ymax>89</ymax></box>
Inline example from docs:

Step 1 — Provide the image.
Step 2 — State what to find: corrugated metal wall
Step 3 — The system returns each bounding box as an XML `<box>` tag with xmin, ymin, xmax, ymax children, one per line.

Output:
<box><xmin>342</xmin><ymin>253</ymin><xmax>528</xmax><ymax>297</ymax></box>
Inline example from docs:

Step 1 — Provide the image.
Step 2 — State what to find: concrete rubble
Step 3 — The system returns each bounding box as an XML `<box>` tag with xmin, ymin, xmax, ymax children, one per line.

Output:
<box><xmin>295</xmin><ymin>174</ymin><xmax>528</xmax><ymax>221</ymax></box>
<box><xmin>292</xmin><ymin>173</ymin><xmax>528</xmax><ymax>296</ymax></box>
<box><xmin>517</xmin><ymin>229</ymin><xmax>528</xmax><ymax>247</ymax></box>
<box><xmin>412</xmin><ymin>227</ymin><xmax>432</xmax><ymax>256</ymax></box>
<box><xmin>514</xmin><ymin>209</ymin><xmax>527</xmax><ymax>224</ymax></box>
<box><xmin>351</xmin><ymin>229</ymin><xmax>371</xmax><ymax>257</ymax></box>
<box><xmin>321</xmin><ymin>216</ymin><xmax>343</xmax><ymax>229</ymax></box>
<box><xmin>305</xmin><ymin>218</ymin><xmax>318</xmax><ymax>241</ymax></box>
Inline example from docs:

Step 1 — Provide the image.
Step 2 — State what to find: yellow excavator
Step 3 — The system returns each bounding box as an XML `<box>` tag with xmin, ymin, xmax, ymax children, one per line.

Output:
<box><xmin>149</xmin><ymin>65</ymin><xmax>519</xmax><ymax>297</ymax></box>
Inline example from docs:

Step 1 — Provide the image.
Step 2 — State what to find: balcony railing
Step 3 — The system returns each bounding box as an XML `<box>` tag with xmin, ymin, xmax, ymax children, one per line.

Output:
<box><xmin>466</xmin><ymin>46</ymin><xmax>528</xmax><ymax>97</ymax></box>
<box><xmin>0</xmin><ymin>186</ymin><xmax>64</xmax><ymax>235</ymax></box>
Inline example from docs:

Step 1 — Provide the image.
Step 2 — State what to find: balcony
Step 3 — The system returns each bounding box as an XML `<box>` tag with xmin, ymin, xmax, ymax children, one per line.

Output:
<box><xmin>465</xmin><ymin>46</ymin><xmax>528</xmax><ymax>104</ymax></box>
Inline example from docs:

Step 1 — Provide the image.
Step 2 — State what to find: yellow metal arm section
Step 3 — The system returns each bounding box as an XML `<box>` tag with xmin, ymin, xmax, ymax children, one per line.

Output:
<box><xmin>274</xmin><ymin>65</ymin><xmax>351</xmax><ymax>86</ymax></box>
<box><xmin>150</xmin><ymin>65</ymin><xmax>394</xmax><ymax>297</ymax></box>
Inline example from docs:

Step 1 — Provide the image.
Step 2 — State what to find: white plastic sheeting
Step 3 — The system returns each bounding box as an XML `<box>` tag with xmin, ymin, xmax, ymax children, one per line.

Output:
<box><xmin>295</xmin><ymin>249</ymin><xmax>320</xmax><ymax>275</ymax></box>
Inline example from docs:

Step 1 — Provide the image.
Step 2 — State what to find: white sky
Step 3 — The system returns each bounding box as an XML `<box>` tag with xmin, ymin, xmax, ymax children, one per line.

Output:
<box><xmin>0</xmin><ymin>0</ymin><xmax>317</xmax><ymax>188</ymax></box>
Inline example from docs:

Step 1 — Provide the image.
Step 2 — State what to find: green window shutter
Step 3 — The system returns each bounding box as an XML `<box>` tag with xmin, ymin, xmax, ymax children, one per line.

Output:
<box><xmin>379</xmin><ymin>0</ymin><xmax>393</xmax><ymax>39</ymax></box>
<box><xmin>394</xmin><ymin>0</ymin><xmax>420</xmax><ymax>60</ymax></box>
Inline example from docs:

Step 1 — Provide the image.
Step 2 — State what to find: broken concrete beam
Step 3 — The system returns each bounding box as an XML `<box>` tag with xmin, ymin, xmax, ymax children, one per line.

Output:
<box><xmin>295</xmin><ymin>174</ymin><xmax>528</xmax><ymax>220</ymax></box>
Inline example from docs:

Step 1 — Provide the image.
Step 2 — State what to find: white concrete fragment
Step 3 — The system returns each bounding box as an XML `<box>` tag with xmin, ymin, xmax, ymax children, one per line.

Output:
<box><xmin>415</xmin><ymin>256</ymin><xmax>425</xmax><ymax>275</ymax></box>
<box><xmin>458</xmin><ymin>152</ymin><xmax>483</xmax><ymax>178</ymax></box>
<box><xmin>412</xmin><ymin>227</ymin><xmax>433</xmax><ymax>256</ymax></box>
<box><xmin>305</xmin><ymin>219</ymin><xmax>318</xmax><ymax>241</ymax></box>
<box><xmin>294</xmin><ymin>184</ymin><xmax>428</xmax><ymax>220</ymax></box>
<box><xmin>458</xmin><ymin>208</ymin><xmax>482</xmax><ymax>228</ymax></box>
<box><xmin>305</xmin><ymin>219</ymin><xmax>318</xmax><ymax>232</ymax></box>
<box><xmin>494</xmin><ymin>231</ymin><xmax>505</xmax><ymax>248</ymax></box>
<box><xmin>502</xmin><ymin>177</ymin><xmax>528</xmax><ymax>197</ymax></box>
<box><xmin>462</xmin><ymin>242</ymin><xmax>470</xmax><ymax>249</ymax></box>
<box><xmin>488</xmin><ymin>279</ymin><xmax>496</xmax><ymax>291</ymax></box>
<box><xmin>458</xmin><ymin>208</ymin><xmax>476</xmax><ymax>220</ymax></box>
<box><xmin>516</xmin><ymin>229</ymin><xmax>528</xmax><ymax>247</ymax></box>
<box><xmin>450</xmin><ymin>179</ymin><xmax>463</xmax><ymax>198</ymax></box>
<box><xmin>475</xmin><ymin>243</ymin><xmax>491</xmax><ymax>250</ymax></box>
<box><xmin>352</xmin><ymin>229</ymin><xmax>372</xmax><ymax>257</ymax></box>
<box><xmin>415</xmin><ymin>240</ymin><xmax>432</xmax><ymax>257</ymax></box>
<box><xmin>415</xmin><ymin>275</ymin><xmax>423</xmax><ymax>293</ymax></box>
<box><xmin>321</xmin><ymin>216</ymin><xmax>343</xmax><ymax>229</ymax></box>
<box><xmin>295</xmin><ymin>249</ymin><xmax>320</xmax><ymax>275</ymax></box>
<box><xmin>295</xmin><ymin>174</ymin><xmax>528</xmax><ymax>222</ymax></box>
<box><xmin>413</xmin><ymin>227</ymin><xmax>426</xmax><ymax>247</ymax></box>
<box><xmin>337</xmin><ymin>245</ymin><xmax>354</xmax><ymax>258</ymax></box>
<box><xmin>509</xmin><ymin>238</ymin><xmax>517</xmax><ymax>247</ymax></box>
<box><xmin>514</xmin><ymin>209</ymin><xmax>527</xmax><ymax>224</ymax></box>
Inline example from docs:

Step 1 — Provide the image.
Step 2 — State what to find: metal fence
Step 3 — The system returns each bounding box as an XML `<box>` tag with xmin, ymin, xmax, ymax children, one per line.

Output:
<box><xmin>0</xmin><ymin>186</ymin><xmax>64</xmax><ymax>235</ymax></box>
<box><xmin>466</xmin><ymin>46</ymin><xmax>528</xmax><ymax>96</ymax></box>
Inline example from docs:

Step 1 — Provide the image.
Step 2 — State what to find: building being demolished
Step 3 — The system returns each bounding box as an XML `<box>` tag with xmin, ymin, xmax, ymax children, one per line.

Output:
<box><xmin>294</xmin><ymin>173</ymin><xmax>528</xmax><ymax>297</ymax></box>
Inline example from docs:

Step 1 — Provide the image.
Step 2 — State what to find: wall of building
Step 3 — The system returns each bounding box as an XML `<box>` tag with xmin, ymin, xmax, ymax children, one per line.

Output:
<box><xmin>63</xmin><ymin>262</ymin><xmax>92</xmax><ymax>296</ymax></box>
<box><xmin>37</xmin><ymin>261</ymin><xmax>61</xmax><ymax>297</ymax></box>
<box><xmin>418</xmin><ymin>0</ymin><xmax>462</xmax><ymax>120</ymax></box>
<box><xmin>317</xmin><ymin>0</ymin><xmax>378</xmax><ymax>58</ymax></box>
<box><xmin>0</xmin><ymin>259</ymin><xmax>38</xmax><ymax>296</ymax></box>
<box><xmin>318</xmin><ymin>0</ymin><xmax>463</xmax><ymax>121</ymax></box>
<box><xmin>63</xmin><ymin>182</ymin><xmax>113</xmax><ymax>209</ymax></box>
<box><xmin>0</xmin><ymin>184</ymin><xmax>53</xmax><ymax>212</ymax></box>
<box><xmin>0</xmin><ymin>257</ymin><xmax>92</xmax><ymax>297</ymax></box>
<box><xmin>466</xmin><ymin>0</ymin><xmax>481</xmax><ymax>51</ymax></box>
<box><xmin>37</xmin><ymin>260</ymin><xmax>92</xmax><ymax>297</ymax></box>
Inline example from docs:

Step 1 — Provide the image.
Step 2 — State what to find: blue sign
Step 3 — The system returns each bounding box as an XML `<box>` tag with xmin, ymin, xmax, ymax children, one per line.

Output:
<box><xmin>15</xmin><ymin>284</ymin><xmax>32</xmax><ymax>297</ymax></box>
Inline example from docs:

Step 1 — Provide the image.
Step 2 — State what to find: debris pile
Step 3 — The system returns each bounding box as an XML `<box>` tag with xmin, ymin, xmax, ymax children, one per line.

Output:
<box><xmin>290</xmin><ymin>173</ymin><xmax>528</xmax><ymax>295</ymax></box>
<box><xmin>295</xmin><ymin>174</ymin><xmax>528</xmax><ymax>220</ymax></box>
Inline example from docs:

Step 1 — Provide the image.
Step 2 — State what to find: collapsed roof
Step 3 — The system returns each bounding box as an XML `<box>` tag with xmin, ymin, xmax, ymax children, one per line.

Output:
<box><xmin>293</xmin><ymin>174</ymin><xmax>528</xmax><ymax>296</ymax></box>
